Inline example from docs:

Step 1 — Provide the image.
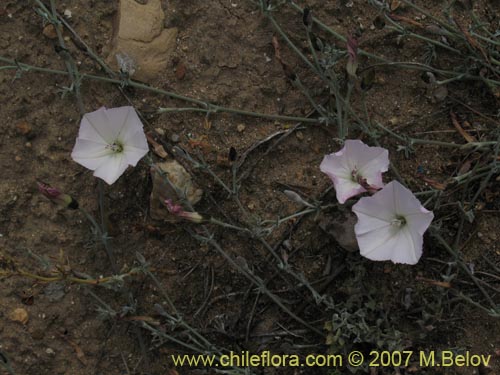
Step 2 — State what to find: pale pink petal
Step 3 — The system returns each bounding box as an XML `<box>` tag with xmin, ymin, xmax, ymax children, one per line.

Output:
<box><xmin>405</xmin><ymin>211</ymin><xmax>434</xmax><ymax>235</ymax></box>
<box><xmin>93</xmin><ymin>153</ymin><xmax>129</xmax><ymax>185</ymax></box>
<box><xmin>72</xmin><ymin>106</ymin><xmax>149</xmax><ymax>184</ymax></box>
<box><xmin>320</xmin><ymin>154</ymin><xmax>352</xmax><ymax>180</ymax></box>
<box><xmin>123</xmin><ymin>145</ymin><xmax>149</xmax><ymax>167</ymax></box>
<box><xmin>320</xmin><ymin>140</ymin><xmax>389</xmax><ymax>204</ymax></box>
<box><xmin>320</xmin><ymin>152</ymin><xmax>364</xmax><ymax>204</ymax></box>
<box><xmin>71</xmin><ymin>138</ymin><xmax>114</xmax><ymax>170</ymax></box>
<box><xmin>352</xmin><ymin>181</ymin><xmax>433</xmax><ymax>265</ymax></box>
<box><xmin>357</xmin><ymin>225</ymin><xmax>400</xmax><ymax>261</ymax></box>
<box><xmin>118</xmin><ymin>107</ymin><xmax>146</xmax><ymax>142</ymax></box>
<box><xmin>334</xmin><ymin>180</ymin><xmax>366</xmax><ymax>204</ymax></box>
<box><xmin>352</xmin><ymin>186</ymin><xmax>396</xmax><ymax>222</ymax></box>
<box><xmin>122</xmin><ymin>129</ymin><xmax>148</xmax><ymax>153</ymax></box>
<box><xmin>103</xmin><ymin>106</ymin><xmax>134</xmax><ymax>141</ymax></box>
<box><xmin>79</xmin><ymin>107</ymin><xmax>118</xmax><ymax>143</ymax></box>
<box><xmin>357</xmin><ymin>150</ymin><xmax>389</xmax><ymax>188</ymax></box>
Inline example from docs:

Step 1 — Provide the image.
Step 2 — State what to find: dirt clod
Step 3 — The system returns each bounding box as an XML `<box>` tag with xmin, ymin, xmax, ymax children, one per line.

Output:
<box><xmin>42</xmin><ymin>24</ymin><xmax>58</xmax><ymax>39</ymax></box>
<box><xmin>9</xmin><ymin>307</ymin><xmax>29</xmax><ymax>325</ymax></box>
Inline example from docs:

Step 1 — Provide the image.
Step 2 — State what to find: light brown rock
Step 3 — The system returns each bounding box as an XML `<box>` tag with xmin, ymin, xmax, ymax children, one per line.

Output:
<box><xmin>9</xmin><ymin>307</ymin><xmax>29</xmax><ymax>325</ymax></box>
<box><xmin>107</xmin><ymin>0</ymin><xmax>178</xmax><ymax>82</ymax></box>
<box><xmin>42</xmin><ymin>24</ymin><xmax>58</xmax><ymax>39</ymax></box>
<box><xmin>150</xmin><ymin>161</ymin><xmax>203</xmax><ymax>222</ymax></box>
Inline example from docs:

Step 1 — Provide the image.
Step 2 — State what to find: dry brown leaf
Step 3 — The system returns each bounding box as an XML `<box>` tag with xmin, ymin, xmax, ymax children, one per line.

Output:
<box><xmin>389</xmin><ymin>13</ymin><xmax>423</xmax><ymax>28</ymax></box>
<box><xmin>418</xmin><ymin>175</ymin><xmax>448</xmax><ymax>190</ymax></box>
<box><xmin>416</xmin><ymin>276</ymin><xmax>451</xmax><ymax>288</ymax></box>
<box><xmin>146</xmin><ymin>133</ymin><xmax>168</xmax><ymax>158</ymax></box>
<box><xmin>390</xmin><ymin>0</ymin><xmax>401</xmax><ymax>11</ymax></box>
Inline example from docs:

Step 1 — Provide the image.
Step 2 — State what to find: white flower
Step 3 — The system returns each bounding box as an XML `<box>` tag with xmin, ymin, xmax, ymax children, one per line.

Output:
<box><xmin>320</xmin><ymin>140</ymin><xmax>389</xmax><ymax>204</ymax></box>
<box><xmin>71</xmin><ymin>106</ymin><xmax>149</xmax><ymax>185</ymax></box>
<box><xmin>352</xmin><ymin>181</ymin><xmax>434</xmax><ymax>265</ymax></box>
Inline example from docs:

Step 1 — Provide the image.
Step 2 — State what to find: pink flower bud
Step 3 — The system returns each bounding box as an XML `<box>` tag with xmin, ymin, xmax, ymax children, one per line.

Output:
<box><xmin>37</xmin><ymin>181</ymin><xmax>78</xmax><ymax>209</ymax></box>
<box><xmin>164</xmin><ymin>199</ymin><xmax>203</xmax><ymax>223</ymax></box>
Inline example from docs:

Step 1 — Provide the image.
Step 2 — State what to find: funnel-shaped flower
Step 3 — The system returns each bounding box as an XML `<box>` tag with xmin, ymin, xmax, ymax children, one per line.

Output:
<box><xmin>320</xmin><ymin>140</ymin><xmax>389</xmax><ymax>204</ymax></box>
<box><xmin>71</xmin><ymin>106</ymin><xmax>149</xmax><ymax>185</ymax></box>
<box><xmin>352</xmin><ymin>181</ymin><xmax>434</xmax><ymax>265</ymax></box>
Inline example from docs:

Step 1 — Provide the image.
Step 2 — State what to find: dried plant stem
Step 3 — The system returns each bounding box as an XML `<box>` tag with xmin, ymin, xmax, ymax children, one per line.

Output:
<box><xmin>192</xmin><ymin>229</ymin><xmax>325</xmax><ymax>336</ymax></box>
<box><xmin>0</xmin><ymin>57</ymin><xmax>320</xmax><ymax>124</ymax></box>
<box><xmin>34</xmin><ymin>0</ymin><xmax>85</xmax><ymax>113</ymax></box>
<box><xmin>432</xmin><ymin>230</ymin><xmax>497</xmax><ymax>310</ymax></box>
<box><xmin>10</xmin><ymin>268</ymin><xmax>140</xmax><ymax>285</ymax></box>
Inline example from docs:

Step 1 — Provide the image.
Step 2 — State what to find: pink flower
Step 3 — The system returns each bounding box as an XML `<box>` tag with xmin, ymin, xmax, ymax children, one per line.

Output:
<box><xmin>71</xmin><ymin>106</ymin><xmax>149</xmax><ymax>185</ymax></box>
<box><xmin>320</xmin><ymin>140</ymin><xmax>389</xmax><ymax>204</ymax></box>
<box><xmin>352</xmin><ymin>181</ymin><xmax>434</xmax><ymax>265</ymax></box>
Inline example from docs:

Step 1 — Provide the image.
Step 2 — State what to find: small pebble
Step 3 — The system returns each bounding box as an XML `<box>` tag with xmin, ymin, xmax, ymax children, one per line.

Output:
<box><xmin>171</xmin><ymin>133</ymin><xmax>180</xmax><ymax>143</ymax></box>
<box><xmin>9</xmin><ymin>308</ymin><xmax>29</xmax><ymax>325</ymax></box>
<box><xmin>237</xmin><ymin>124</ymin><xmax>246</xmax><ymax>133</ymax></box>
<box><xmin>15</xmin><ymin>156</ymin><xmax>22</xmax><ymax>162</ymax></box>
<box><xmin>25</xmin><ymin>142</ymin><xmax>32</xmax><ymax>148</ymax></box>
<box><xmin>45</xmin><ymin>348</ymin><xmax>55</xmax><ymax>356</ymax></box>
<box><xmin>42</xmin><ymin>24</ymin><xmax>58</xmax><ymax>39</ymax></box>
<box><xmin>16</xmin><ymin>121</ymin><xmax>31</xmax><ymax>136</ymax></box>
<box><xmin>155</xmin><ymin>128</ymin><xmax>165</xmax><ymax>136</ymax></box>
<box><xmin>63</xmin><ymin>9</ymin><xmax>72</xmax><ymax>18</ymax></box>
<box><xmin>296</xmin><ymin>131</ymin><xmax>304</xmax><ymax>140</ymax></box>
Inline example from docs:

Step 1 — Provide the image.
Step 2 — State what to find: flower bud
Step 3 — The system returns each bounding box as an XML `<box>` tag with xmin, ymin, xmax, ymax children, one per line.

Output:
<box><xmin>37</xmin><ymin>181</ymin><xmax>78</xmax><ymax>209</ymax></box>
<box><xmin>164</xmin><ymin>199</ymin><xmax>203</xmax><ymax>223</ymax></box>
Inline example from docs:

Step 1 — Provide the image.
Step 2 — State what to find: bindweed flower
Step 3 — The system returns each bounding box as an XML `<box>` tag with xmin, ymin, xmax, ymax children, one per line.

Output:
<box><xmin>37</xmin><ymin>181</ymin><xmax>78</xmax><ymax>209</ymax></box>
<box><xmin>320</xmin><ymin>140</ymin><xmax>389</xmax><ymax>204</ymax></box>
<box><xmin>352</xmin><ymin>181</ymin><xmax>434</xmax><ymax>265</ymax></box>
<box><xmin>71</xmin><ymin>106</ymin><xmax>149</xmax><ymax>185</ymax></box>
<box><xmin>165</xmin><ymin>199</ymin><xmax>203</xmax><ymax>223</ymax></box>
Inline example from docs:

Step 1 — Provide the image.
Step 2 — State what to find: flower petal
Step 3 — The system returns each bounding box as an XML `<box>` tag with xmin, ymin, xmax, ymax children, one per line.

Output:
<box><xmin>117</xmin><ymin>107</ymin><xmax>146</xmax><ymax>142</ymax></box>
<box><xmin>93</xmin><ymin>153</ymin><xmax>129</xmax><ymax>185</ymax></box>
<box><xmin>71</xmin><ymin>138</ymin><xmax>114</xmax><ymax>170</ymax></box>
<box><xmin>356</xmin><ymin>223</ymin><xmax>421</xmax><ymax>265</ymax></box>
<box><xmin>124</xmin><ymin>144</ymin><xmax>149</xmax><ymax>167</ymax></box>
<box><xmin>320</xmin><ymin>152</ymin><xmax>363</xmax><ymax>204</ymax></box>
<box><xmin>122</xmin><ymin>128</ymin><xmax>149</xmax><ymax>154</ymax></box>
<box><xmin>105</xmin><ymin>106</ymin><xmax>139</xmax><ymax>142</ymax></box>
<box><xmin>352</xmin><ymin>186</ymin><xmax>396</xmax><ymax>222</ymax></box>
<box><xmin>320</xmin><ymin>140</ymin><xmax>390</xmax><ymax>203</ymax></box>
<box><xmin>405</xmin><ymin>210</ymin><xmax>435</xmax><ymax>235</ymax></box>
<box><xmin>352</xmin><ymin>181</ymin><xmax>433</xmax><ymax>265</ymax></box>
<box><xmin>320</xmin><ymin>154</ymin><xmax>352</xmax><ymax>180</ymax></box>
<box><xmin>79</xmin><ymin>107</ymin><xmax>118</xmax><ymax>144</ymax></box>
<box><xmin>334</xmin><ymin>179</ymin><xmax>366</xmax><ymax>204</ymax></box>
